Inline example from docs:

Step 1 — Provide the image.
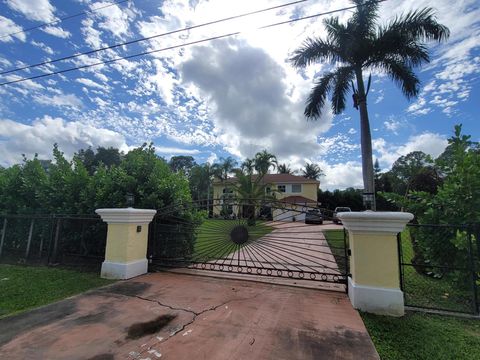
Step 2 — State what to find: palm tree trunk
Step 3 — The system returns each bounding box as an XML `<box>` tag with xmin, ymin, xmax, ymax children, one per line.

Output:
<box><xmin>355</xmin><ymin>68</ymin><xmax>376</xmax><ymax>210</ymax></box>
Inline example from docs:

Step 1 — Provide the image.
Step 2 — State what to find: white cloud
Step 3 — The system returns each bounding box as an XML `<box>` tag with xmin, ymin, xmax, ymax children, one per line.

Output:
<box><xmin>76</xmin><ymin>78</ymin><xmax>104</xmax><ymax>89</ymax></box>
<box><xmin>0</xmin><ymin>15</ymin><xmax>26</xmax><ymax>42</ymax></box>
<box><xmin>181</xmin><ymin>38</ymin><xmax>332</xmax><ymax>160</ymax></box>
<box><xmin>81</xmin><ymin>18</ymin><xmax>103</xmax><ymax>48</ymax></box>
<box><xmin>320</xmin><ymin>161</ymin><xmax>364</xmax><ymax>190</ymax></box>
<box><xmin>0</xmin><ymin>116</ymin><xmax>128</xmax><ymax>166</ymax></box>
<box><xmin>383</xmin><ymin>116</ymin><xmax>403</xmax><ymax>134</ymax></box>
<box><xmin>374</xmin><ymin>133</ymin><xmax>448</xmax><ymax>168</ymax></box>
<box><xmin>30</xmin><ymin>40</ymin><xmax>54</xmax><ymax>54</ymax></box>
<box><xmin>34</xmin><ymin>93</ymin><xmax>83</xmax><ymax>110</ymax></box>
<box><xmin>42</xmin><ymin>26</ymin><xmax>71</xmax><ymax>39</ymax></box>
<box><xmin>5</xmin><ymin>0</ymin><xmax>56</xmax><ymax>22</ymax></box>
<box><xmin>155</xmin><ymin>146</ymin><xmax>200</xmax><ymax>155</ymax></box>
<box><xmin>91</xmin><ymin>1</ymin><xmax>137</xmax><ymax>38</ymax></box>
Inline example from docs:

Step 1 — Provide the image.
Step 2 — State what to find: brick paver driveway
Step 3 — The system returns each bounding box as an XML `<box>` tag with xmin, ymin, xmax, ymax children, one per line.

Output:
<box><xmin>0</xmin><ymin>272</ymin><xmax>379</xmax><ymax>360</ymax></box>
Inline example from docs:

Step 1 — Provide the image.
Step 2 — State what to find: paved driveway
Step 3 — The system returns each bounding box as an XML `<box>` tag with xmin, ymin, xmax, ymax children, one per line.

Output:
<box><xmin>0</xmin><ymin>272</ymin><xmax>378</xmax><ymax>360</ymax></box>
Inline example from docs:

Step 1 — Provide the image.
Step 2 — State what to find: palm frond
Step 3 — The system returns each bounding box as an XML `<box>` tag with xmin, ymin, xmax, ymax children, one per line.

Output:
<box><xmin>368</xmin><ymin>31</ymin><xmax>430</xmax><ymax>67</ymax></box>
<box><xmin>290</xmin><ymin>37</ymin><xmax>343</xmax><ymax>68</ymax></box>
<box><xmin>383</xmin><ymin>7</ymin><xmax>450</xmax><ymax>42</ymax></box>
<box><xmin>348</xmin><ymin>0</ymin><xmax>380</xmax><ymax>39</ymax></box>
<box><xmin>331</xmin><ymin>66</ymin><xmax>355</xmax><ymax>114</ymax></box>
<box><xmin>376</xmin><ymin>58</ymin><xmax>420</xmax><ymax>99</ymax></box>
<box><xmin>304</xmin><ymin>72</ymin><xmax>336</xmax><ymax>119</ymax></box>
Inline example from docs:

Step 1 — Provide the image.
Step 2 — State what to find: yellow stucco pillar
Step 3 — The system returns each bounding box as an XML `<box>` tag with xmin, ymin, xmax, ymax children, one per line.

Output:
<box><xmin>96</xmin><ymin>208</ymin><xmax>156</xmax><ymax>279</ymax></box>
<box><xmin>338</xmin><ymin>211</ymin><xmax>413</xmax><ymax>316</ymax></box>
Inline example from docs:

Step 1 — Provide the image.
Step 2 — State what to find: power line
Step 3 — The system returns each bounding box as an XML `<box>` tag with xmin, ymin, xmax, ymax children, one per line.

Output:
<box><xmin>0</xmin><ymin>0</ymin><xmax>130</xmax><ymax>40</ymax></box>
<box><xmin>1</xmin><ymin>0</ymin><xmax>311</xmax><ymax>76</ymax></box>
<box><xmin>0</xmin><ymin>0</ymin><xmax>387</xmax><ymax>87</ymax></box>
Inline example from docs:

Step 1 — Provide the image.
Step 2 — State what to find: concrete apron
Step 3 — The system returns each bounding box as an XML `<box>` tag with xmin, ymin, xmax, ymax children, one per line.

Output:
<box><xmin>0</xmin><ymin>272</ymin><xmax>379</xmax><ymax>360</ymax></box>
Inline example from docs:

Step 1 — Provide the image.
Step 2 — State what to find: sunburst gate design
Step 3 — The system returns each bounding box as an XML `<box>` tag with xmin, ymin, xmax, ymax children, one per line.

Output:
<box><xmin>147</xmin><ymin>198</ymin><xmax>349</xmax><ymax>287</ymax></box>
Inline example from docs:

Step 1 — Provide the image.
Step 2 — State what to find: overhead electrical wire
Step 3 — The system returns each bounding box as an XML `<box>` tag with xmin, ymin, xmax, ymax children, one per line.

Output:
<box><xmin>0</xmin><ymin>0</ymin><xmax>131</xmax><ymax>40</ymax></box>
<box><xmin>0</xmin><ymin>0</ymin><xmax>387</xmax><ymax>87</ymax></box>
<box><xmin>1</xmin><ymin>0</ymin><xmax>312</xmax><ymax>76</ymax></box>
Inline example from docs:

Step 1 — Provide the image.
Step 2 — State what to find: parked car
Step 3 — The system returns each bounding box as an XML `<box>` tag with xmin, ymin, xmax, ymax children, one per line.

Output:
<box><xmin>333</xmin><ymin>207</ymin><xmax>352</xmax><ymax>224</ymax></box>
<box><xmin>305</xmin><ymin>209</ymin><xmax>323</xmax><ymax>225</ymax></box>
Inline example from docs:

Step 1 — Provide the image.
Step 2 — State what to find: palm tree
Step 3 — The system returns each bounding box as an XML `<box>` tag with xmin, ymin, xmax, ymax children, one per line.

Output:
<box><xmin>241</xmin><ymin>158</ymin><xmax>255</xmax><ymax>175</ymax></box>
<box><xmin>290</xmin><ymin>1</ymin><xmax>449</xmax><ymax>209</ymax></box>
<box><xmin>278</xmin><ymin>163</ymin><xmax>294</xmax><ymax>174</ymax></box>
<box><xmin>302</xmin><ymin>163</ymin><xmax>324</xmax><ymax>180</ymax></box>
<box><xmin>232</xmin><ymin>169</ymin><xmax>275</xmax><ymax>225</ymax></box>
<box><xmin>214</xmin><ymin>156</ymin><xmax>238</xmax><ymax>181</ymax></box>
<box><xmin>254</xmin><ymin>150</ymin><xmax>277</xmax><ymax>175</ymax></box>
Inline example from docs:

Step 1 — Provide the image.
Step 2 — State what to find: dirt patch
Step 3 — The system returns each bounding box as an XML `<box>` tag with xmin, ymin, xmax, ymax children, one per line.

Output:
<box><xmin>126</xmin><ymin>314</ymin><xmax>177</xmax><ymax>339</ymax></box>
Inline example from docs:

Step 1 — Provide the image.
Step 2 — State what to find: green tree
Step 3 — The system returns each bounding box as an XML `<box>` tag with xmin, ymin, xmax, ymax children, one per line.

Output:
<box><xmin>390</xmin><ymin>151</ymin><xmax>433</xmax><ymax>195</ymax></box>
<box><xmin>384</xmin><ymin>125</ymin><xmax>480</xmax><ymax>272</ymax></box>
<box><xmin>254</xmin><ymin>150</ymin><xmax>277</xmax><ymax>175</ymax></box>
<box><xmin>169</xmin><ymin>155</ymin><xmax>197</xmax><ymax>175</ymax></box>
<box><xmin>290</xmin><ymin>1</ymin><xmax>449</xmax><ymax>209</ymax></box>
<box><xmin>302</xmin><ymin>163</ymin><xmax>323</xmax><ymax>180</ymax></box>
<box><xmin>241</xmin><ymin>158</ymin><xmax>255</xmax><ymax>175</ymax></box>
<box><xmin>214</xmin><ymin>156</ymin><xmax>238</xmax><ymax>181</ymax></box>
<box><xmin>277</xmin><ymin>163</ymin><xmax>293</xmax><ymax>174</ymax></box>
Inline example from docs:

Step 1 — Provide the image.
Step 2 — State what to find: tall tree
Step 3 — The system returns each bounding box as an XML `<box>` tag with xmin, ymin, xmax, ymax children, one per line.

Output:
<box><xmin>214</xmin><ymin>156</ymin><xmax>238</xmax><ymax>181</ymax></box>
<box><xmin>254</xmin><ymin>150</ymin><xmax>277</xmax><ymax>175</ymax></box>
<box><xmin>241</xmin><ymin>158</ymin><xmax>255</xmax><ymax>175</ymax></box>
<box><xmin>302</xmin><ymin>163</ymin><xmax>323</xmax><ymax>180</ymax></box>
<box><xmin>169</xmin><ymin>155</ymin><xmax>197</xmax><ymax>175</ymax></box>
<box><xmin>277</xmin><ymin>163</ymin><xmax>293</xmax><ymax>174</ymax></box>
<box><xmin>290</xmin><ymin>1</ymin><xmax>449</xmax><ymax>209</ymax></box>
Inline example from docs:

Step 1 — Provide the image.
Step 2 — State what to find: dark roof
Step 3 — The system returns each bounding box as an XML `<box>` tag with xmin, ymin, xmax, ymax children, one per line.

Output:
<box><xmin>213</xmin><ymin>173</ymin><xmax>319</xmax><ymax>185</ymax></box>
<box><xmin>280</xmin><ymin>195</ymin><xmax>317</xmax><ymax>204</ymax></box>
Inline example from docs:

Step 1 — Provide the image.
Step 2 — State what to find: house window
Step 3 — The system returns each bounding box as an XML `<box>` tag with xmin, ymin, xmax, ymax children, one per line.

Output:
<box><xmin>292</xmin><ymin>184</ymin><xmax>302</xmax><ymax>193</ymax></box>
<box><xmin>266</xmin><ymin>187</ymin><xmax>271</xmax><ymax>194</ymax></box>
<box><xmin>277</xmin><ymin>185</ymin><xmax>286</xmax><ymax>193</ymax></box>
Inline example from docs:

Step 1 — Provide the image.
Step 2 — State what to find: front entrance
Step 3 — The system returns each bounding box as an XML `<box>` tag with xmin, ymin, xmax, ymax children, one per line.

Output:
<box><xmin>147</xmin><ymin>200</ymin><xmax>348</xmax><ymax>291</ymax></box>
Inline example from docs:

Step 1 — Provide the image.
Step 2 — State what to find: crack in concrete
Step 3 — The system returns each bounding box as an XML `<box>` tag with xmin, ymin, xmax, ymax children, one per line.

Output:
<box><xmin>129</xmin><ymin>292</ymin><xmax>264</xmax><ymax>359</ymax></box>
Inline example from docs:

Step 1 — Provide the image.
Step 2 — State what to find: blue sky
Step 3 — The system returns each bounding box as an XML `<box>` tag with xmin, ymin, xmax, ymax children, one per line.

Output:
<box><xmin>0</xmin><ymin>0</ymin><xmax>479</xmax><ymax>189</ymax></box>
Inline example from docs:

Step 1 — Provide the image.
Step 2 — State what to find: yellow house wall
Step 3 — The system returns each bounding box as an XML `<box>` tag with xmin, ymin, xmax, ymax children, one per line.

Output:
<box><xmin>349</xmin><ymin>232</ymin><xmax>400</xmax><ymax>289</ymax></box>
<box><xmin>274</xmin><ymin>182</ymin><xmax>318</xmax><ymax>202</ymax></box>
<box><xmin>104</xmin><ymin>223</ymin><xmax>148</xmax><ymax>263</ymax></box>
<box><xmin>212</xmin><ymin>181</ymin><xmax>319</xmax><ymax>215</ymax></box>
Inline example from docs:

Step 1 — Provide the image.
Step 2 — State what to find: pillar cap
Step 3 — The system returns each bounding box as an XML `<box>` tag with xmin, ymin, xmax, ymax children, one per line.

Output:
<box><xmin>95</xmin><ymin>208</ymin><xmax>157</xmax><ymax>224</ymax></box>
<box><xmin>338</xmin><ymin>211</ymin><xmax>413</xmax><ymax>233</ymax></box>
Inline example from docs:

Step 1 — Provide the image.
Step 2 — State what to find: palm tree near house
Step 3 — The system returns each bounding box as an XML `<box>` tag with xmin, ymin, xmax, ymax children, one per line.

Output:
<box><xmin>241</xmin><ymin>158</ymin><xmax>255</xmax><ymax>175</ymax></box>
<box><xmin>278</xmin><ymin>163</ymin><xmax>294</xmax><ymax>174</ymax></box>
<box><xmin>213</xmin><ymin>156</ymin><xmax>238</xmax><ymax>181</ymax></box>
<box><xmin>232</xmin><ymin>169</ymin><xmax>275</xmax><ymax>225</ymax></box>
<box><xmin>290</xmin><ymin>0</ymin><xmax>449</xmax><ymax>209</ymax></box>
<box><xmin>254</xmin><ymin>150</ymin><xmax>277</xmax><ymax>175</ymax></box>
<box><xmin>302</xmin><ymin>163</ymin><xmax>324</xmax><ymax>180</ymax></box>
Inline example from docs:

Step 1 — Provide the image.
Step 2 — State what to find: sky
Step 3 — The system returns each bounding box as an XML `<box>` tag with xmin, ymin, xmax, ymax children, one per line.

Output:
<box><xmin>0</xmin><ymin>0</ymin><xmax>478</xmax><ymax>190</ymax></box>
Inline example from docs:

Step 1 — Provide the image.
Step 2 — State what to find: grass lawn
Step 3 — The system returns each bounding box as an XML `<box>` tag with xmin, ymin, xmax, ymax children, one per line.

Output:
<box><xmin>0</xmin><ymin>264</ymin><xmax>113</xmax><ymax>318</ymax></box>
<box><xmin>362</xmin><ymin>311</ymin><xmax>480</xmax><ymax>360</ymax></box>
<box><xmin>193</xmin><ymin>219</ymin><xmax>273</xmax><ymax>261</ymax></box>
<box><xmin>322</xmin><ymin>229</ymin><xmax>348</xmax><ymax>273</ymax></box>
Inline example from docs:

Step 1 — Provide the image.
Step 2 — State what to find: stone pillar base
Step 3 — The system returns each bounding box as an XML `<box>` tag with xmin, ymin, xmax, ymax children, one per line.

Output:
<box><xmin>101</xmin><ymin>258</ymin><xmax>148</xmax><ymax>280</ymax></box>
<box><xmin>348</xmin><ymin>277</ymin><xmax>404</xmax><ymax>316</ymax></box>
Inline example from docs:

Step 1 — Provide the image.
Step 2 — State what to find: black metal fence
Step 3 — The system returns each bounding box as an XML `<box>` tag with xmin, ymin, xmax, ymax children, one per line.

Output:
<box><xmin>398</xmin><ymin>223</ymin><xmax>479</xmax><ymax>315</ymax></box>
<box><xmin>148</xmin><ymin>200</ymin><xmax>349</xmax><ymax>288</ymax></box>
<box><xmin>0</xmin><ymin>214</ymin><xmax>107</xmax><ymax>269</ymax></box>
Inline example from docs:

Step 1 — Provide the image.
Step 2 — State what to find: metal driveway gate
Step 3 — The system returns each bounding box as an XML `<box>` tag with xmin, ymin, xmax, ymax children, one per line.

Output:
<box><xmin>147</xmin><ymin>199</ymin><xmax>348</xmax><ymax>288</ymax></box>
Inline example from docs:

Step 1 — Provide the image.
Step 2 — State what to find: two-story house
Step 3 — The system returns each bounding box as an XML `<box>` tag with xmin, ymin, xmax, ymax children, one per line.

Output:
<box><xmin>212</xmin><ymin>173</ymin><xmax>320</xmax><ymax>221</ymax></box>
